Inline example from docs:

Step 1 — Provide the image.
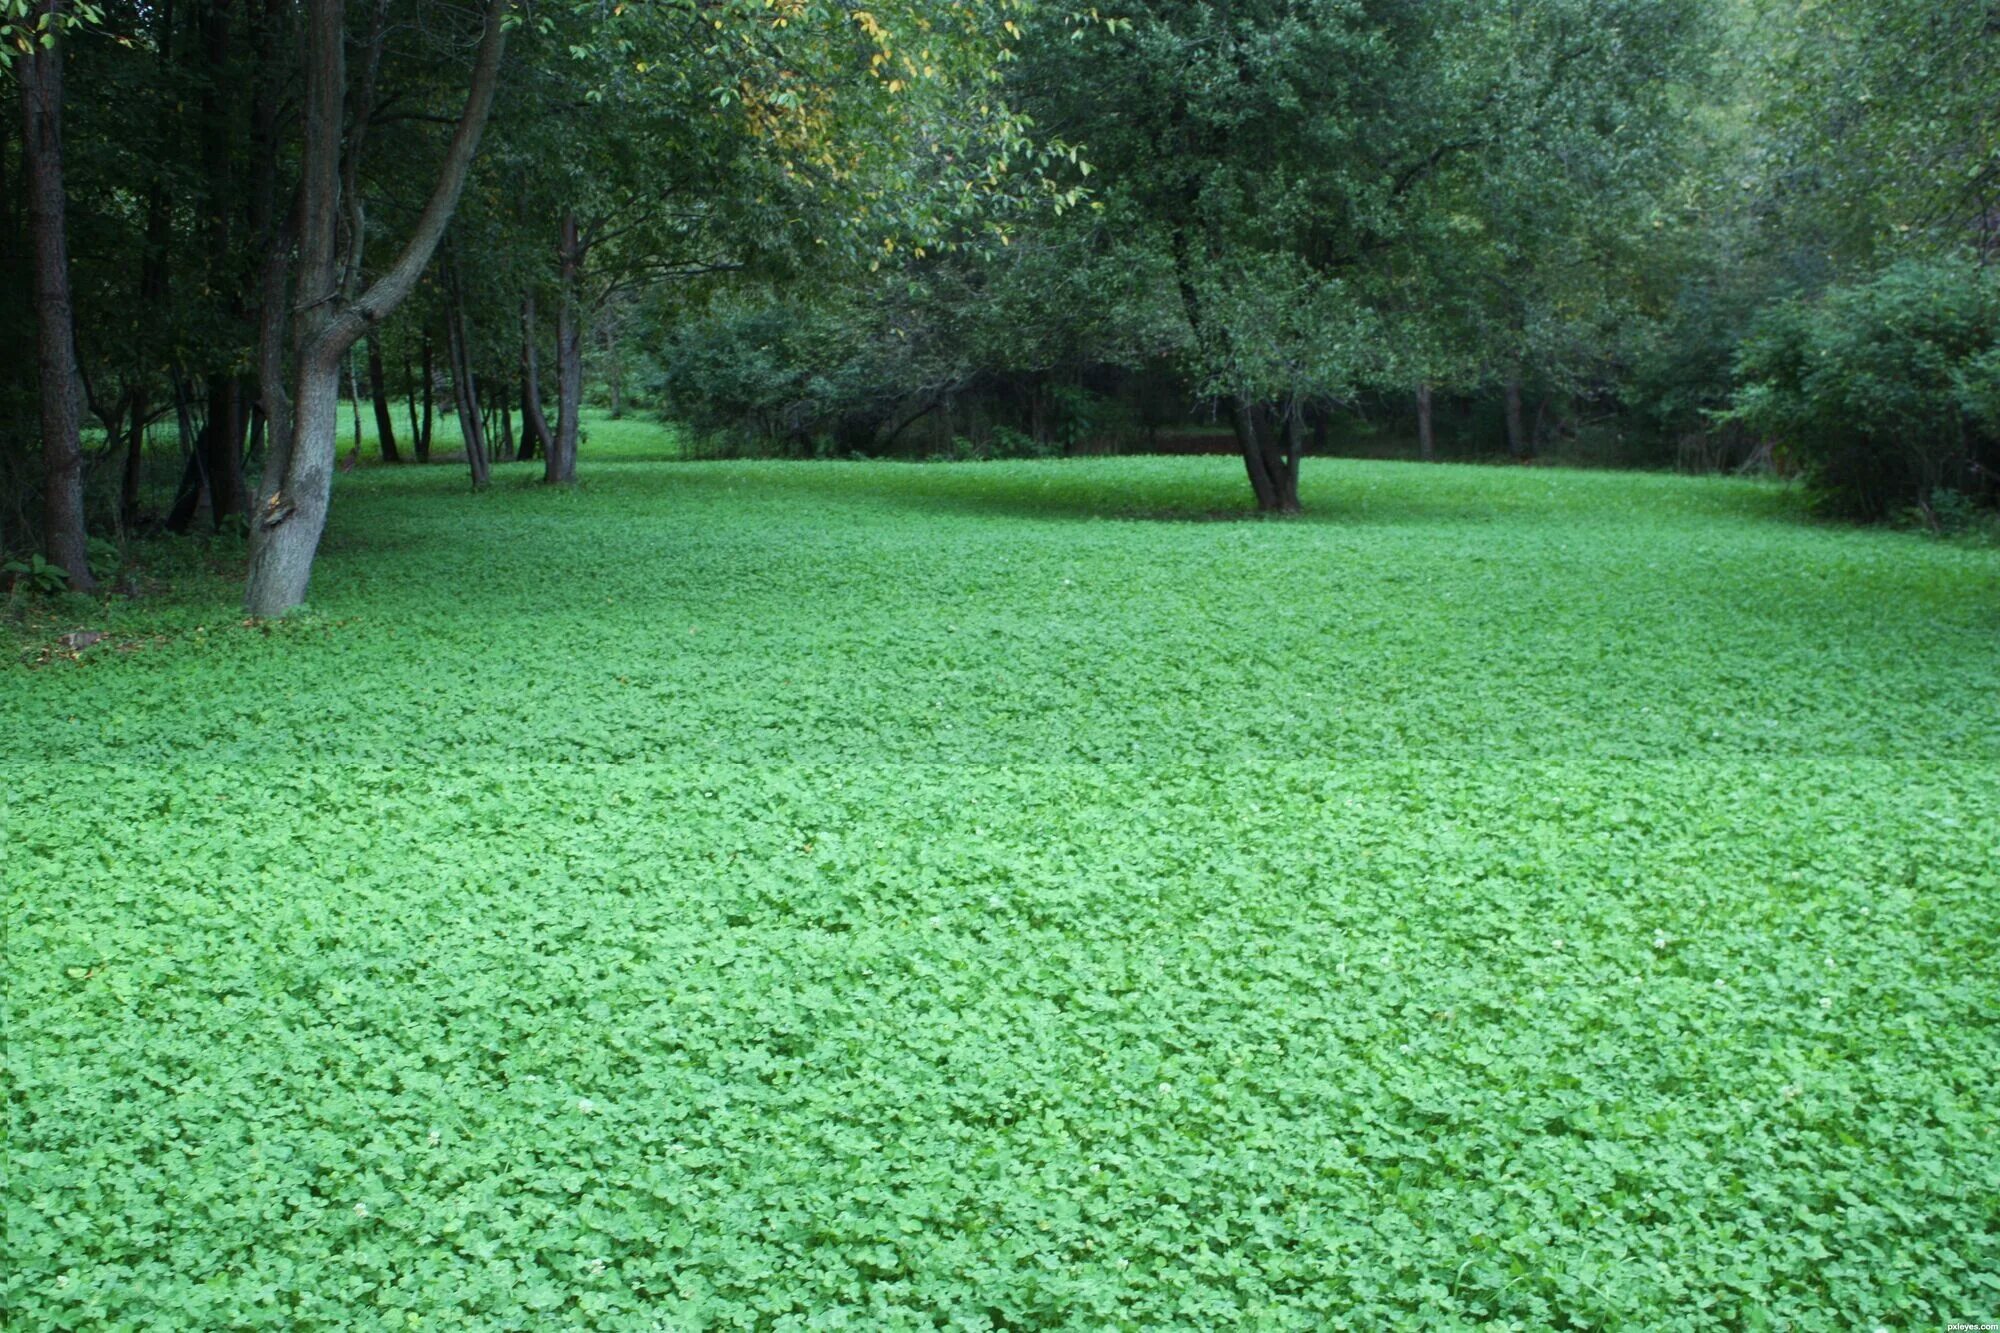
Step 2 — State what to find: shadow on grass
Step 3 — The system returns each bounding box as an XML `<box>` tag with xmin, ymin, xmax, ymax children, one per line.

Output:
<box><xmin>630</xmin><ymin>454</ymin><xmax>1811</xmax><ymax>532</ymax></box>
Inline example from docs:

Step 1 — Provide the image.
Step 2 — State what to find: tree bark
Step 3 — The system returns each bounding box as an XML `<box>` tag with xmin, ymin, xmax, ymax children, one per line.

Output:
<box><xmin>19</xmin><ymin>0</ymin><xmax>94</xmax><ymax>589</ymax></box>
<box><xmin>420</xmin><ymin>331</ymin><xmax>434</xmax><ymax>461</ymax></box>
<box><xmin>203</xmin><ymin>377</ymin><xmax>249</xmax><ymax>525</ymax></box>
<box><xmin>547</xmin><ymin>211</ymin><xmax>583</xmax><ymax>484</ymax></box>
<box><xmin>1232</xmin><ymin>394</ymin><xmax>1280</xmax><ymax>508</ymax></box>
<box><xmin>120</xmin><ymin>389</ymin><xmax>147</xmax><ymax>532</ymax></box>
<box><xmin>604</xmin><ymin>319</ymin><xmax>624</xmax><ymax>419</ymax></box>
<box><xmin>1503</xmin><ymin>375</ymin><xmax>1529</xmax><ymax>460</ymax></box>
<box><xmin>520</xmin><ymin>293</ymin><xmax>554</xmax><ymax>460</ymax></box>
<box><xmin>445</xmin><ymin>264</ymin><xmax>489</xmax><ymax>487</ymax></box>
<box><xmin>496</xmin><ymin>380</ymin><xmax>515</xmax><ymax>462</ymax></box>
<box><xmin>1274</xmin><ymin>399</ymin><xmax>1304</xmax><ymax>513</ymax></box>
<box><xmin>243</xmin><ymin>0</ymin><xmax>507</xmax><ymax>616</ymax></box>
<box><xmin>367</xmin><ymin>332</ymin><xmax>399</xmax><ymax>461</ymax></box>
<box><xmin>1416</xmin><ymin>383</ymin><xmax>1436</xmax><ymax>461</ymax></box>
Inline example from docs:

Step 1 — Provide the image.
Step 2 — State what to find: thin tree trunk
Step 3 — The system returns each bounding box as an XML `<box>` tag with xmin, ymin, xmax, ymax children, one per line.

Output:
<box><xmin>496</xmin><ymin>380</ymin><xmax>515</xmax><ymax>461</ymax></box>
<box><xmin>347</xmin><ymin>353</ymin><xmax>364</xmax><ymax>460</ymax></box>
<box><xmin>244</xmin><ymin>0</ymin><xmax>507</xmax><ymax>615</ymax></box>
<box><xmin>368</xmin><ymin>332</ymin><xmax>400</xmax><ymax>461</ymax></box>
<box><xmin>419</xmin><ymin>330</ymin><xmax>433</xmax><ymax>461</ymax></box>
<box><xmin>1416</xmin><ymin>383</ymin><xmax>1436</xmax><ymax>461</ymax></box>
<box><xmin>19</xmin><ymin>0</ymin><xmax>93</xmax><ymax>588</ymax></box>
<box><xmin>520</xmin><ymin>293</ymin><xmax>554</xmax><ymax>459</ymax></box>
<box><xmin>445</xmin><ymin>264</ymin><xmax>490</xmax><ymax>487</ymax></box>
<box><xmin>165</xmin><ymin>372</ymin><xmax>208</xmax><ymax>533</ymax></box>
<box><xmin>547</xmin><ymin>212</ymin><xmax>583</xmax><ymax>484</ymax></box>
<box><xmin>605</xmin><ymin>320</ymin><xmax>624</xmax><ymax>419</ymax></box>
<box><xmin>1503</xmin><ymin>376</ymin><xmax>1529</xmax><ymax>460</ymax></box>
<box><xmin>120</xmin><ymin>389</ymin><xmax>147</xmax><ymax>531</ymax></box>
<box><xmin>517</xmin><ymin>363</ymin><xmax>539</xmax><ymax>461</ymax></box>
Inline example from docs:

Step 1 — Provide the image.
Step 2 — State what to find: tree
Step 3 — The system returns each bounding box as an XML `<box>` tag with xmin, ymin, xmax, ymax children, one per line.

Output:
<box><xmin>9</xmin><ymin>0</ymin><xmax>98</xmax><ymax>588</ymax></box>
<box><xmin>242</xmin><ymin>0</ymin><xmax>507</xmax><ymax>616</ymax></box>
<box><xmin>1022</xmin><ymin>0</ymin><xmax>1706</xmax><ymax>507</ymax></box>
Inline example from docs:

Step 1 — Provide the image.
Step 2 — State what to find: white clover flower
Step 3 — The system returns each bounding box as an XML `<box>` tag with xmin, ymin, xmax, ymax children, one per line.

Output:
<box><xmin>577</xmin><ymin>1098</ymin><xmax>596</xmax><ymax>1114</ymax></box>
<box><xmin>1820</xmin><ymin>997</ymin><xmax>1833</xmax><ymax>1010</ymax></box>
<box><xmin>54</xmin><ymin>1274</ymin><xmax>70</xmax><ymax>1290</ymax></box>
<box><xmin>588</xmin><ymin>1258</ymin><xmax>607</xmax><ymax>1276</ymax></box>
<box><xmin>428</xmin><ymin>1130</ymin><xmax>441</xmax><ymax>1147</ymax></box>
<box><xmin>353</xmin><ymin>1202</ymin><xmax>369</xmax><ymax>1218</ymax></box>
<box><xmin>1553</xmin><ymin>939</ymin><xmax>1564</xmax><ymax>950</ymax></box>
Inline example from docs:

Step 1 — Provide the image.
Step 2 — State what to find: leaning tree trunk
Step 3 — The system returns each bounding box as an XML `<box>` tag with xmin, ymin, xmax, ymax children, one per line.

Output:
<box><xmin>19</xmin><ymin>0</ymin><xmax>94</xmax><ymax>590</ymax></box>
<box><xmin>243</xmin><ymin>0</ymin><xmax>506</xmax><ymax>616</ymax></box>
<box><xmin>1228</xmin><ymin>397</ymin><xmax>1301</xmax><ymax>514</ymax></box>
<box><xmin>520</xmin><ymin>293</ymin><xmax>554</xmax><ymax>460</ymax></box>
<box><xmin>546</xmin><ymin>212</ymin><xmax>583</xmax><ymax>484</ymax></box>
<box><xmin>1416</xmin><ymin>383</ymin><xmax>1436</xmax><ymax>462</ymax></box>
<box><xmin>367</xmin><ymin>332</ymin><xmax>399</xmax><ymax>461</ymax></box>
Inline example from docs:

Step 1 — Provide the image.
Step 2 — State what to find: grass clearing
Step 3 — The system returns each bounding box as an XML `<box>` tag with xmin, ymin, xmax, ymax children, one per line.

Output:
<box><xmin>5</xmin><ymin>426</ymin><xmax>1998</xmax><ymax>1328</ymax></box>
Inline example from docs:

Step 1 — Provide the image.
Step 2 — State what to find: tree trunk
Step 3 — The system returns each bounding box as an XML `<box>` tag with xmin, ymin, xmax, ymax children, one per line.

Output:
<box><xmin>368</xmin><ymin>332</ymin><xmax>400</xmax><ymax>461</ymax></box>
<box><xmin>520</xmin><ymin>293</ymin><xmax>554</xmax><ymax>460</ymax></box>
<box><xmin>203</xmin><ymin>377</ymin><xmax>249</xmax><ymax>526</ymax></box>
<box><xmin>417</xmin><ymin>330</ymin><xmax>434</xmax><ymax>461</ymax></box>
<box><xmin>547</xmin><ymin>212</ymin><xmax>582</xmax><ymax>484</ymax></box>
<box><xmin>19</xmin><ymin>0</ymin><xmax>94</xmax><ymax>589</ymax></box>
<box><xmin>517</xmin><ymin>364</ymin><xmax>539</xmax><ymax>461</ymax></box>
<box><xmin>244</xmin><ymin>0</ymin><xmax>507</xmax><ymax>616</ymax></box>
<box><xmin>605</xmin><ymin>320</ymin><xmax>624</xmax><ymax>419</ymax></box>
<box><xmin>120</xmin><ymin>389</ymin><xmax>147</xmax><ymax>532</ymax></box>
<box><xmin>445</xmin><ymin>266</ymin><xmax>490</xmax><ymax>487</ymax></box>
<box><xmin>166</xmin><ymin>369</ymin><xmax>205</xmax><ymax>532</ymax></box>
<box><xmin>497</xmin><ymin>381</ymin><xmax>516</xmax><ymax>461</ymax></box>
<box><xmin>1232</xmin><ymin>396</ymin><xmax>1280</xmax><ymax>510</ymax></box>
<box><xmin>1416</xmin><ymin>383</ymin><xmax>1436</xmax><ymax>462</ymax></box>
<box><xmin>347</xmin><ymin>353</ymin><xmax>365</xmax><ymax>460</ymax></box>
<box><xmin>1274</xmin><ymin>400</ymin><xmax>1304</xmax><ymax>513</ymax></box>
<box><xmin>1503</xmin><ymin>376</ymin><xmax>1529</xmax><ymax>460</ymax></box>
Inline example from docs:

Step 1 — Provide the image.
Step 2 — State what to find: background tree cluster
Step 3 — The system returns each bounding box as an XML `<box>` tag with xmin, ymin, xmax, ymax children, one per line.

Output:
<box><xmin>643</xmin><ymin>0</ymin><xmax>1999</xmax><ymax>515</ymax></box>
<box><xmin>4</xmin><ymin>0</ymin><xmax>1998</xmax><ymax>607</ymax></box>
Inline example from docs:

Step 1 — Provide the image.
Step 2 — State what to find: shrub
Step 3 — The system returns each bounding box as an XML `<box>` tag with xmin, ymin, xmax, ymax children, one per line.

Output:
<box><xmin>1725</xmin><ymin>258</ymin><xmax>2000</xmax><ymax>519</ymax></box>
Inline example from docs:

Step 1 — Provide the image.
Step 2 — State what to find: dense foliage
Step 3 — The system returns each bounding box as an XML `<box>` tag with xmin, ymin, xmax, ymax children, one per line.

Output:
<box><xmin>1727</xmin><ymin>258</ymin><xmax>2000</xmax><ymax>519</ymax></box>
<box><xmin>8</xmin><ymin>433</ymin><xmax>2000</xmax><ymax>1327</ymax></box>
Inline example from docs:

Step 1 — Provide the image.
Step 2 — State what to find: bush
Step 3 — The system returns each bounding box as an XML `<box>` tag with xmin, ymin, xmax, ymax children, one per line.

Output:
<box><xmin>1725</xmin><ymin>258</ymin><xmax>2000</xmax><ymax>519</ymax></box>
